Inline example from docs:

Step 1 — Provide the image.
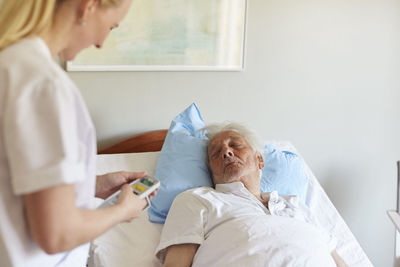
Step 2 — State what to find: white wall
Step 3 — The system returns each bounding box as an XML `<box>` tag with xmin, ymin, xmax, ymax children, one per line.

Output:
<box><xmin>69</xmin><ymin>0</ymin><xmax>400</xmax><ymax>265</ymax></box>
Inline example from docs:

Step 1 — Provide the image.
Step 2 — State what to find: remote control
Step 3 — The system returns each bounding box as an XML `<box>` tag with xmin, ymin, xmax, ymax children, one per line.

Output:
<box><xmin>98</xmin><ymin>176</ymin><xmax>160</xmax><ymax>209</ymax></box>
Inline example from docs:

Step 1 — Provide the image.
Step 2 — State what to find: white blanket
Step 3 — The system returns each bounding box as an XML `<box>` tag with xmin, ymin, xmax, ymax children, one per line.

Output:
<box><xmin>156</xmin><ymin>185</ymin><xmax>337</xmax><ymax>267</ymax></box>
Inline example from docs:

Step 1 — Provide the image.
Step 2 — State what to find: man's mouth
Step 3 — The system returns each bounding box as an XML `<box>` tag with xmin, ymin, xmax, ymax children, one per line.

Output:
<box><xmin>224</xmin><ymin>161</ymin><xmax>239</xmax><ymax>168</ymax></box>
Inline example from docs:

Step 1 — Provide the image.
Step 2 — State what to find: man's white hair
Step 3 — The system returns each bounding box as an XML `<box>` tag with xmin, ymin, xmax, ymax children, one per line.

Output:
<box><xmin>203</xmin><ymin>122</ymin><xmax>263</xmax><ymax>153</ymax></box>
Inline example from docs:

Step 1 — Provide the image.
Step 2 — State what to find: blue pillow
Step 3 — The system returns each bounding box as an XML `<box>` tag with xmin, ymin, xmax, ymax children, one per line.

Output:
<box><xmin>260</xmin><ymin>144</ymin><xmax>309</xmax><ymax>202</ymax></box>
<box><xmin>148</xmin><ymin>103</ymin><xmax>212</xmax><ymax>223</ymax></box>
<box><xmin>148</xmin><ymin>104</ymin><xmax>309</xmax><ymax>224</ymax></box>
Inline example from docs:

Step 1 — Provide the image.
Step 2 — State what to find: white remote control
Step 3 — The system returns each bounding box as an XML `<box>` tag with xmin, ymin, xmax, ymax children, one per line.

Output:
<box><xmin>98</xmin><ymin>176</ymin><xmax>160</xmax><ymax>209</ymax></box>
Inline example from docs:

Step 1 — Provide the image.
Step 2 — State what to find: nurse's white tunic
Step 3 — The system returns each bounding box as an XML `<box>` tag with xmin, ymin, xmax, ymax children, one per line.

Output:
<box><xmin>0</xmin><ymin>37</ymin><xmax>97</xmax><ymax>267</ymax></box>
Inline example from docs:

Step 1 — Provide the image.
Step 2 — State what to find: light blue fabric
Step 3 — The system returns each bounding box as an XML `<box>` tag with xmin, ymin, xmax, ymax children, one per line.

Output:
<box><xmin>260</xmin><ymin>144</ymin><xmax>309</xmax><ymax>202</ymax></box>
<box><xmin>148</xmin><ymin>103</ymin><xmax>212</xmax><ymax>223</ymax></box>
<box><xmin>148</xmin><ymin>103</ymin><xmax>309</xmax><ymax>224</ymax></box>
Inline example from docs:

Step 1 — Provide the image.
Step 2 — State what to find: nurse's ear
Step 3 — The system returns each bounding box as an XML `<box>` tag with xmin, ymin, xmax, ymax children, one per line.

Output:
<box><xmin>78</xmin><ymin>0</ymin><xmax>99</xmax><ymax>24</ymax></box>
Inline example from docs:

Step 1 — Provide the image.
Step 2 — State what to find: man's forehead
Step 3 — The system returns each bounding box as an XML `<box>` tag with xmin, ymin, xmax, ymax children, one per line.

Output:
<box><xmin>209</xmin><ymin>131</ymin><xmax>245</xmax><ymax>147</ymax></box>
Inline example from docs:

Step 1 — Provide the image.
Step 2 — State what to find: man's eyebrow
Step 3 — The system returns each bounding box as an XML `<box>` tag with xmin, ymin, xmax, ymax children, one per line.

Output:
<box><xmin>208</xmin><ymin>135</ymin><xmax>243</xmax><ymax>149</ymax></box>
<box><xmin>229</xmin><ymin>135</ymin><xmax>246</xmax><ymax>143</ymax></box>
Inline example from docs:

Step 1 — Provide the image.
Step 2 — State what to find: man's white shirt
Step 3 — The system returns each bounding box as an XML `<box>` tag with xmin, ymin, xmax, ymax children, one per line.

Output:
<box><xmin>156</xmin><ymin>182</ymin><xmax>337</xmax><ymax>267</ymax></box>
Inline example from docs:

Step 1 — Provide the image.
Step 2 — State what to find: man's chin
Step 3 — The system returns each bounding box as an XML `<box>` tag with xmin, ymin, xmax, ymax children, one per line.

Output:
<box><xmin>224</xmin><ymin>165</ymin><xmax>241</xmax><ymax>175</ymax></box>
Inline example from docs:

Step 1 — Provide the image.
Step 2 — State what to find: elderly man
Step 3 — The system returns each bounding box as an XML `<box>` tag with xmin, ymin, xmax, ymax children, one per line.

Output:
<box><xmin>155</xmin><ymin>123</ymin><xmax>347</xmax><ymax>267</ymax></box>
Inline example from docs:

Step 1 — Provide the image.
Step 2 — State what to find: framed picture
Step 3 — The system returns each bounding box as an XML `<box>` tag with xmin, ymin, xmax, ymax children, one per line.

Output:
<box><xmin>66</xmin><ymin>0</ymin><xmax>247</xmax><ymax>71</ymax></box>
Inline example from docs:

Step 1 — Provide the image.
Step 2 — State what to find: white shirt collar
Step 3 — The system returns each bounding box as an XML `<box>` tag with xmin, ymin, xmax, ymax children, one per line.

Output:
<box><xmin>216</xmin><ymin>182</ymin><xmax>271</xmax><ymax>214</ymax></box>
<box><xmin>25</xmin><ymin>37</ymin><xmax>52</xmax><ymax>60</ymax></box>
<box><xmin>215</xmin><ymin>183</ymin><xmax>274</xmax><ymax>201</ymax></box>
<box><xmin>215</xmin><ymin>182</ymin><xmax>248</xmax><ymax>193</ymax></box>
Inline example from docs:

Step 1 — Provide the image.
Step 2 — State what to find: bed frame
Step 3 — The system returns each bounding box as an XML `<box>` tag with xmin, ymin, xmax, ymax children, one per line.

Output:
<box><xmin>98</xmin><ymin>130</ymin><xmax>168</xmax><ymax>154</ymax></box>
<box><xmin>387</xmin><ymin>161</ymin><xmax>400</xmax><ymax>266</ymax></box>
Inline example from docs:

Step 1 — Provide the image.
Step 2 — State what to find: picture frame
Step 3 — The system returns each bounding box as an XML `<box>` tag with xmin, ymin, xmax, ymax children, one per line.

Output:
<box><xmin>66</xmin><ymin>0</ymin><xmax>247</xmax><ymax>71</ymax></box>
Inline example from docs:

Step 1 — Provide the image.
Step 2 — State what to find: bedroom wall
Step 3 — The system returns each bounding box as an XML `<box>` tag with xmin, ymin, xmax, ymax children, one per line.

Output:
<box><xmin>68</xmin><ymin>0</ymin><xmax>400</xmax><ymax>266</ymax></box>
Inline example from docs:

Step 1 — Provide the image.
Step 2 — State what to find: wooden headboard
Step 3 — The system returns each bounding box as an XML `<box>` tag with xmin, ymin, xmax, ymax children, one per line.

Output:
<box><xmin>98</xmin><ymin>129</ymin><xmax>168</xmax><ymax>154</ymax></box>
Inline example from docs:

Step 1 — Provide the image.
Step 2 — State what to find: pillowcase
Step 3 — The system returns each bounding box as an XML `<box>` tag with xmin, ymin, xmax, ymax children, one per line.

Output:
<box><xmin>148</xmin><ymin>103</ymin><xmax>213</xmax><ymax>224</ymax></box>
<box><xmin>148</xmin><ymin>103</ymin><xmax>309</xmax><ymax>224</ymax></box>
<box><xmin>260</xmin><ymin>144</ymin><xmax>309</xmax><ymax>202</ymax></box>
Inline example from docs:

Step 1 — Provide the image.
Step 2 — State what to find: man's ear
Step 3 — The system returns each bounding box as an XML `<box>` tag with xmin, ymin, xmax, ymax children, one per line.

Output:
<box><xmin>79</xmin><ymin>0</ymin><xmax>99</xmax><ymax>21</ymax></box>
<box><xmin>256</xmin><ymin>152</ymin><xmax>264</xmax><ymax>170</ymax></box>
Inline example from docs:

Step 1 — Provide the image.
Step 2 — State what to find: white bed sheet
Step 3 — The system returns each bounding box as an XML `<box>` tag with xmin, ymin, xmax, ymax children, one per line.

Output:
<box><xmin>88</xmin><ymin>143</ymin><xmax>373</xmax><ymax>267</ymax></box>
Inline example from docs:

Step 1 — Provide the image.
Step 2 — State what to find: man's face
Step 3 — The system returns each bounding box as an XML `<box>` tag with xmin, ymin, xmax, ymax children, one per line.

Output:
<box><xmin>208</xmin><ymin>131</ymin><xmax>264</xmax><ymax>185</ymax></box>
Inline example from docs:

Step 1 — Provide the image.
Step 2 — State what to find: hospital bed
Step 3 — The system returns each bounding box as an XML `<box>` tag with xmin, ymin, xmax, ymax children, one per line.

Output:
<box><xmin>87</xmin><ymin>130</ymin><xmax>373</xmax><ymax>267</ymax></box>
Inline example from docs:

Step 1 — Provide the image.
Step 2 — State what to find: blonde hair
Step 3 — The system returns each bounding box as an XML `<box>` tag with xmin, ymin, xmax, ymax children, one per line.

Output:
<box><xmin>0</xmin><ymin>0</ymin><xmax>124</xmax><ymax>51</ymax></box>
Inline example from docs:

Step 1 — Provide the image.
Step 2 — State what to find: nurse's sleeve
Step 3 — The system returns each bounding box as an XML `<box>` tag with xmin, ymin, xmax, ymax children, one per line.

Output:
<box><xmin>4</xmin><ymin>78</ymin><xmax>86</xmax><ymax>194</ymax></box>
<box><xmin>155</xmin><ymin>190</ymin><xmax>207</xmax><ymax>262</ymax></box>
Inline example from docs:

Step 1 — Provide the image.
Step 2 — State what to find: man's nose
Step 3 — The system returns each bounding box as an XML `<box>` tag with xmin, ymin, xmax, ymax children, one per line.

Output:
<box><xmin>223</xmin><ymin>147</ymin><xmax>234</xmax><ymax>159</ymax></box>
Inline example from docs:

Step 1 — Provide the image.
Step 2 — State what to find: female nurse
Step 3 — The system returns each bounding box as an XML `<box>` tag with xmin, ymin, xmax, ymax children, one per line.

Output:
<box><xmin>0</xmin><ymin>0</ymin><xmax>155</xmax><ymax>266</ymax></box>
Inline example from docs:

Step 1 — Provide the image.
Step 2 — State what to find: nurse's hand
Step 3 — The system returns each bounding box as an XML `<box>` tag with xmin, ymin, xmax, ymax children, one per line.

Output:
<box><xmin>95</xmin><ymin>171</ymin><xmax>147</xmax><ymax>199</ymax></box>
<box><xmin>117</xmin><ymin>184</ymin><xmax>148</xmax><ymax>222</ymax></box>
